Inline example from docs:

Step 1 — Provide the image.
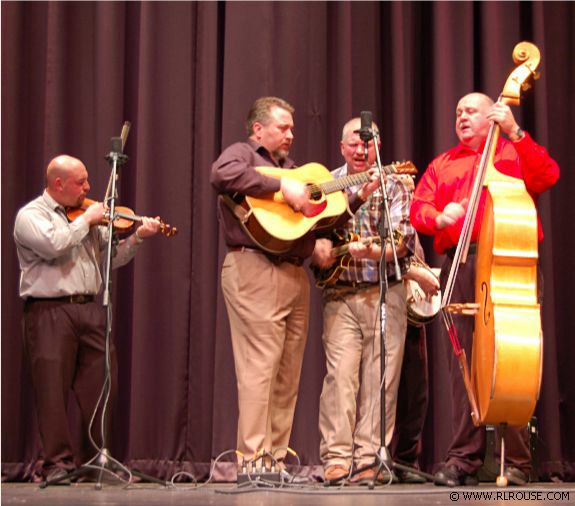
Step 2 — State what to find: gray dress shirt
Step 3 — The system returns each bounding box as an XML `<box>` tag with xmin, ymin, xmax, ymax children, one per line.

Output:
<box><xmin>14</xmin><ymin>190</ymin><xmax>142</xmax><ymax>298</ymax></box>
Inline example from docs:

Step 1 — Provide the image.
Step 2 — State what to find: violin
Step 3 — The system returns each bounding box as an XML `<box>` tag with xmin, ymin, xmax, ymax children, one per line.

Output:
<box><xmin>66</xmin><ymin>198</ymin><xmax>178</xmax><ymax>238</ymax></box>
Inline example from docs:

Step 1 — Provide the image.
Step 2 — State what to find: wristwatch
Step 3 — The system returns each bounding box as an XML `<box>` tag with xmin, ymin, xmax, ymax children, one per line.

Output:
<box><xmin>509</xmin><ymin>127</ymin><xmax>525</xmax><ymax>142</ymax></box>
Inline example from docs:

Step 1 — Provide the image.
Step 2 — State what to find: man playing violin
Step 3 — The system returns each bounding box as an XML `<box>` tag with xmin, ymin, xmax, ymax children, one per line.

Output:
<box><xmin>311</xmin><ymin>117</ymin><xmax>438</xmax><ymax>484</ymax></box>
<box><xmin>13</xmin><ymin>154</ymin><xmax>161</xmax><ymax>483</ymax></box>
<box><xmin>410</xmin><ymin>92</ymin><xmax>560</xmax><ymax>487</ymax></box>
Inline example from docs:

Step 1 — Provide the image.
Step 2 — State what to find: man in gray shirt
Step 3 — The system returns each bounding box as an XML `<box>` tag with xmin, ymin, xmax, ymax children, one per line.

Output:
<box><xmin>13</xmin><ymin>154</ymin><xmax>160</xmax><ymax>483</ymax></box>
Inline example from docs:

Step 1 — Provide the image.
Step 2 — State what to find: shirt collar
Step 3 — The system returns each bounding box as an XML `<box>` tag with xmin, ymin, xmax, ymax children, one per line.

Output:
<box><xmin>247</xmin><ymin>138</ymin><xmax>295</xmax><ymax>168</ymax></box>
<box><xmin>42</xmin><ymin>189</ymin><xmax>64</xmax><ymax>212</ymax></box>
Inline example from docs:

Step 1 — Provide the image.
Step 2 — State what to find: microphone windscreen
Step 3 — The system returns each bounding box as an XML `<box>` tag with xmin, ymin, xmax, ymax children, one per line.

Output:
<box><xmin>111</xmin><ymin>137</ymin><xmax>122</xmax><ymax>154</ymax></box>
<box><xmin>360</xmin><ymin>111</ymin><xmax>372</xmax><ymax>131</ymax></box>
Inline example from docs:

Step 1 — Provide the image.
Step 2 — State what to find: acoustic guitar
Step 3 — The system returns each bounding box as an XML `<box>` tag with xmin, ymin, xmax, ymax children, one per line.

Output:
<box><xmin>230</xmin><ymin>161</ymin><xmax>416</xmax><ymax>254</ymax></box>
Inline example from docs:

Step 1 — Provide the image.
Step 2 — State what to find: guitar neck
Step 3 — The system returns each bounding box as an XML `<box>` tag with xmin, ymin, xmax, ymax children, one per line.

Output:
<box><xmin>315</xmin><ymin>163</ymin><xmax>398</xmax><ymax>195</ymax></box>
<box><xmin>321</xmin><ymin>172</ymin><xmax>369</xmax><ymax>195</ymax></box>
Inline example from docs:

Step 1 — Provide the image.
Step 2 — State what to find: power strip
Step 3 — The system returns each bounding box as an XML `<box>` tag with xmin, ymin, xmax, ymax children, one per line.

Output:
<box><xmin>237</xmin><ymin>471</ymin><xmax>283</xmax><ymax>485</ymax></box>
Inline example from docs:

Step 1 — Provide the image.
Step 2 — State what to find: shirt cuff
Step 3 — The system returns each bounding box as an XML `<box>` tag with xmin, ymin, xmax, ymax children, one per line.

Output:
<box><xmin>133</xmin><ymin>230</ymin><xmax>144</xmax><ymax>244</ymax></box>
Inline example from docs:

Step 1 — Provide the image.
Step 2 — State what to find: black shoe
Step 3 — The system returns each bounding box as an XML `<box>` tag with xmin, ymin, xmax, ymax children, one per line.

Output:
<box><xmin>396</xmin><ymin>468</ymin><xmax>427</xmax><ymax>484</ymax></box>
<box><xmin>504</xmin><ymin>466</ymin><xmax>528</xmax><ymax>486</ymax></box>
<box><xmin>44</xmin><ymin>468</ymin><xmax>72</xmax><ymax>486</ymax></box>
<box><xmin>434</xmin><ymin>464</ymin><xmax>478</xmax><ymax>487</ymax></box>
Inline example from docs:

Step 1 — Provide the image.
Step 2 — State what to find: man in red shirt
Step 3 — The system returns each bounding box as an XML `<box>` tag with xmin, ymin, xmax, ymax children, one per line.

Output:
<box><xmin>410</xmin><ymin>92</ymin><xmax>559</xmax><ymax>487</ymax></box>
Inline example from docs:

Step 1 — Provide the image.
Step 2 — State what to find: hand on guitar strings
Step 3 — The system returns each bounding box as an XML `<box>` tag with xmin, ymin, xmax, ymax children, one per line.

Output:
<box><xmin>357</xmin><ymin>166</ymin><xmax>382</xmax><ymax>201</ymax></box>
<box><xmin>280</xmin><ymin>177</ymin><xmax>310</xmax><ymax>212</ymax></box>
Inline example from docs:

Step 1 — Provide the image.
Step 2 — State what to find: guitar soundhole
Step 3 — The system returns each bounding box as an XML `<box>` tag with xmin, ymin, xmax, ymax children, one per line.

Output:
<box><xmin>309</xmin><ymin>187</ymin><xmax>323</xmax><ymax>201</ymax></box>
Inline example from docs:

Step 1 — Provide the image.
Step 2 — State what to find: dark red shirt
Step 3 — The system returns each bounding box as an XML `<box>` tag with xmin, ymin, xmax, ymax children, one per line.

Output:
<box><xmin>410</xmin><ymin>133</ymin><xmax>560</xmax><ymax>254</ymax></box>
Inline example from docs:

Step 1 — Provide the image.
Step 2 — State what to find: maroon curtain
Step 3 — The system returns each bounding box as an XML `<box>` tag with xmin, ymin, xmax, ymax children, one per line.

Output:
<box><xmin>2</xmin><ymin>1</ymin><xmax>574</xmax><ymax>482</ymax></box>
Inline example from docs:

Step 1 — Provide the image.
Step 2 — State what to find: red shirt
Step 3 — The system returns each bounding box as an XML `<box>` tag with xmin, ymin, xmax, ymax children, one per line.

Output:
<box><xmin>410</xmin><ymin>133</ymin><xmax>560</xmax><ymax>254</ymax></box>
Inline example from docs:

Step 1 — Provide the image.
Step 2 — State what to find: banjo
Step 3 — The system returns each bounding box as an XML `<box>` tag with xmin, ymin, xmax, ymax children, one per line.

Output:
<box><xmin>405</xmin><ymin>265</ymin><xmax>441</xmax><ymax>327</ymax></box>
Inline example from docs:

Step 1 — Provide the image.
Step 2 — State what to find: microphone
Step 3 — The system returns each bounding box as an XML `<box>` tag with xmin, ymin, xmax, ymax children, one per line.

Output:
<box><xmin>110</xmin><ymin>137</ymin><xmax>123</xmax><ymax>154</ymax></box>
<box><xmin>359</xmin><ymin>111</ymin><xmax>373</xmax><ymax>141</ymax></box>
<box><xmin>359</xmin><ymin>111</ymin><xmax>373</xmax><ymax>161</ymax></box>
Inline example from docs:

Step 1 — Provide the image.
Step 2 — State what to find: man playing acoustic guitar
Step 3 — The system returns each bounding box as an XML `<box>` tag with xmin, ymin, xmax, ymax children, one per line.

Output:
<box><xmin>211</xmin><ymin>97</ymin><xmax>379</xmax><ymax>480</ymax></box>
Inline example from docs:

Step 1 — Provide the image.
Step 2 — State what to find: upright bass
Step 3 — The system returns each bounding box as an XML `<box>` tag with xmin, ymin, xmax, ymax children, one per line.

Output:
<box><xmin>442</xmin><ymin>42</ymin><xmax>543</xmax><ymax>428</ymax></box>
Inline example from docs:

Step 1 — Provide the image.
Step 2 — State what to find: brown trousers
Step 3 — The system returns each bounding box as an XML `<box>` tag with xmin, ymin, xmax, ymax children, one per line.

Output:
<box><xmin>22</xmin><ymin>299</ymin><xmax>116</xmax><ymax>473</ymax></box>
<box><xmin>221</xmin><ymin>250</ymin><xmax>310</xmax><ymax>464</ymax></box>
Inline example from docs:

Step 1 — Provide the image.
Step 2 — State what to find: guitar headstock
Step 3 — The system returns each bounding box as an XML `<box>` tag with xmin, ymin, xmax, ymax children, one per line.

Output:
<box><xmin>387</xmin><ymin>160</ymin><xmax>418</xmax><ymax>175</ymax></box>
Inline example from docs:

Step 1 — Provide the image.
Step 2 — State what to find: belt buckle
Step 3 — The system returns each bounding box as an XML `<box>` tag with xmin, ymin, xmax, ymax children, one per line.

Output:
<box><xmin>70</xmin><ymin>294</ymin><xmax>88</xmax><ymax>304</ymax></box>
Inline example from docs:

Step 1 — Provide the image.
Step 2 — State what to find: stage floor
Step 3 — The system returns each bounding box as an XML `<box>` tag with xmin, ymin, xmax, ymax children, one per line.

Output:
<box><xmin>2</xmin><ymin>482</ymin><xmax>575</xmax><ymax>506</ymax></box>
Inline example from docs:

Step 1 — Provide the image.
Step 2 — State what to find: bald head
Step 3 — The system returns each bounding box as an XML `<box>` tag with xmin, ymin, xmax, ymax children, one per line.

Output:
<box><xmin>455</xmin><ymin>93</ymin><xmax>494</xmax><ymax>150</ymax></box>
<box><xmin>46</xmin><ymin>155</ymin><xmax>83</xmax><ymax>186</ymax></box>
<box><xmin>46</xmin><ymin>155</ymin><xmax>90</xmax><ymax>207</ymax></box>
<box><xmin>459</xmin><ymin>92</ymin><xmax>494</xmax><ymax>109</ymax></box>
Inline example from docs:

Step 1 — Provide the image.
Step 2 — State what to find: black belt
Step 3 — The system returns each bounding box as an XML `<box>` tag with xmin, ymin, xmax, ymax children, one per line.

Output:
<box><xmin>333</xmin><ymin>279</ymin><xmax>400</xmax><ymax>289</ymax></box>
<box><xmin>26</xmin><ymin>294</ymin><xmax>95</xmax><ymax>304</ymax></box>
<box><xmin>445</xmin><ymin>243</ymin><xmax>477</xmax><ymax>260</ymax></box>
<box><xmin>228</xmin><ymin>246</ymin><xmax>304</xmax><ymax>267</ymax></box>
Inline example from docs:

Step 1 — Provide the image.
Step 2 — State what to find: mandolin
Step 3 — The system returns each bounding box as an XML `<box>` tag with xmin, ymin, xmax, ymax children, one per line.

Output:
<box><xmin>311</xmin><ymin>229</ymin><xmax>403</xmax><ymax>288</ymax></box>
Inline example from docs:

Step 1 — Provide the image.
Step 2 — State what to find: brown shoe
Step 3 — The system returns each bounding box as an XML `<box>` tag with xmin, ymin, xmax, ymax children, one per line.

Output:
<box><xmin>324</xmin><ymin>464</ymin><xmax>349</xmax><ymax>482</ymax></box>
<box><xmin>351</xmin><ymin>467</ymin><xmax>397</xmax><ymax>485</ymax></box>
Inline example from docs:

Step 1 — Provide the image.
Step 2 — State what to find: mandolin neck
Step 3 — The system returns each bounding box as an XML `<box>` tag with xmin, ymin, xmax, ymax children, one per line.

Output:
<box><xmin>331</xmin><ymin>236</ymin><xmax>381</xmax><ymax>257</ymax></box>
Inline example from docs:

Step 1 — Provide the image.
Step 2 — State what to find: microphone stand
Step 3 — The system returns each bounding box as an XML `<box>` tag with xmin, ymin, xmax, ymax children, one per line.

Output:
<box><xmin>41</xmin><ymin>135</ymin><xmax>166</xmax><ymax>489</ymax></box>
<box><xmin>369</xmin><ymin>126</ymin><xmax>401</xmax><ymax>487</ymax></box>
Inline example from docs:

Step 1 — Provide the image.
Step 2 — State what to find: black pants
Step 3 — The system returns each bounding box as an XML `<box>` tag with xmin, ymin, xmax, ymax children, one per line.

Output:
<box><xmin>391</xmin><ymin>323</ymin><xmax>429</xmax><ymax>467</ymax></box>
<box><xmin>23</xmin><ymin>299</ymin><xmax>117</xmax><ymax>473</ymax></box>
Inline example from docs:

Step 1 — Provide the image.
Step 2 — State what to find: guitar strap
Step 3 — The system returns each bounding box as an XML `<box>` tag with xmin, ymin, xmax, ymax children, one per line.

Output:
<box><xmin>222</xmin><ymin>194</ymin><xmax>252</xmax><ymax>224</ymax></box>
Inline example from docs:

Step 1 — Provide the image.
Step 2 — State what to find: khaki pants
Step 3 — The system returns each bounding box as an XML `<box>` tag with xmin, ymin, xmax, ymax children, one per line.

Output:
<box><xmin>319</xmin><ymin>282</ymin><xmax>407</xmax><ymax>470</ymax></box>
<box><xmin>221</xmin><ymin>250</ymin><xmax>310</xmax><ymax>464</ymax></box>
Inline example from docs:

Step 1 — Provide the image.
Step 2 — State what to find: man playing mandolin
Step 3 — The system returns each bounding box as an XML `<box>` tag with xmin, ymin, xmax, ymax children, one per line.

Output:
<box><xmin>311</xmin><ymin>117</ymin><xmax>437</xmax><ymax>484</ymax></box>
<box><xmin>13</xmin><ymin>154</ymin><xmax>161</xmax><ymax>483</ymax></box>
<box><xmin>411</xmin><ymin>92</ymin><xmax>560</xmax><ymax>487</ymax></box>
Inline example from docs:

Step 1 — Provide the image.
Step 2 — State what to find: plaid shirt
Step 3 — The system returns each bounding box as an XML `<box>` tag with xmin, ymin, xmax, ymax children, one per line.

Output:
<box><xmin>332</xmin><ymin>163</ymin><xmax>415</xmax><ymax>284</ymax></box>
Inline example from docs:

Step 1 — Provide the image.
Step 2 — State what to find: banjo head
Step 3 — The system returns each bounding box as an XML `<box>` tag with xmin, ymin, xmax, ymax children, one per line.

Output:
<box><xmin>406</xmin><ymin>278</ymin><xmax>441</xmax><ymax>327</ymax></box>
